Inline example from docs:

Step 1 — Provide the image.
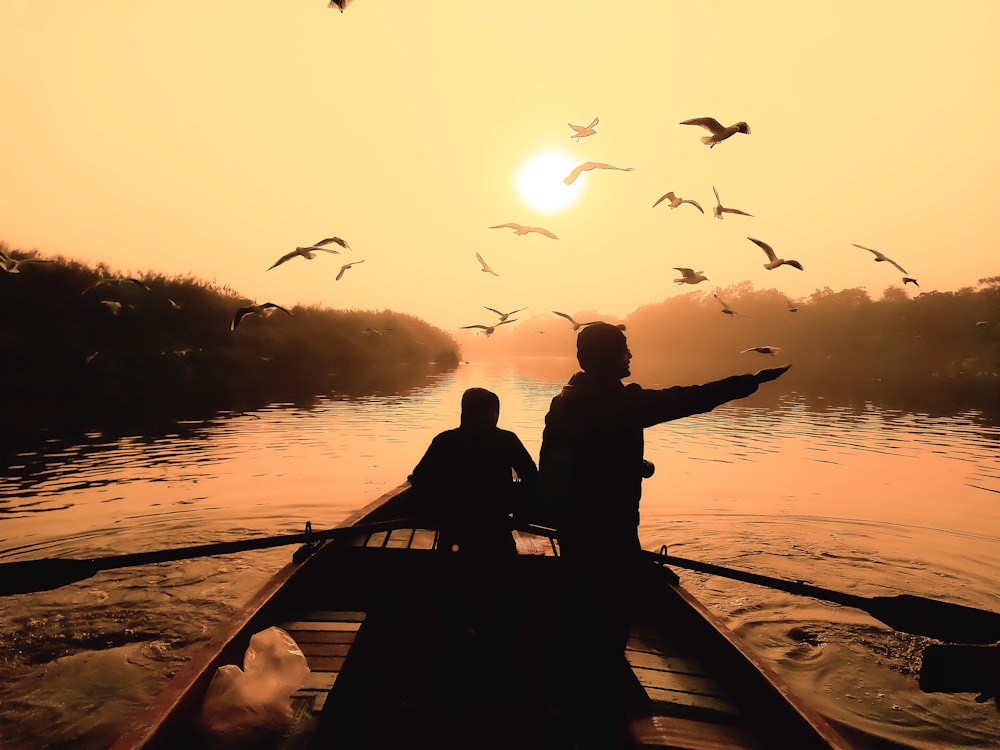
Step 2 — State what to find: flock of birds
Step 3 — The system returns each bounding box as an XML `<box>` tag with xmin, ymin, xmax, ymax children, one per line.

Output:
<box><xmin>456</xmin><ymin>112</ymin><xmax>926</xmax><ymax>355</ymax></box>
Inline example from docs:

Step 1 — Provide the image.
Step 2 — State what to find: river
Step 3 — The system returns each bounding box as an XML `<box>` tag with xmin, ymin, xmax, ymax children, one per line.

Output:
<box><xmin>1</xmin><ymin>357</ymin><xmax>999</xmax><ymax>749</ymax></box>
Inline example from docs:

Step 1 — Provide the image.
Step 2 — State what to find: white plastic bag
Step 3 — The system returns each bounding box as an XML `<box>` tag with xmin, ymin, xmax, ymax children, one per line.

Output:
<box><xmin>199</xmin><ymin>626</ymin><xmax>311</xmax><ymax>739</ymax></box>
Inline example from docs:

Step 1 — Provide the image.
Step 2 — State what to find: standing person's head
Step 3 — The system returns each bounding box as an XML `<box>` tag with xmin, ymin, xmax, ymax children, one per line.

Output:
<box><xmin>460</xmin><ymin>387</ymin><xmax>500</xmax><ymax>428</ymax></box>
<box><xmin>576</xmin><ymin>322</ymin><xmax>631</xmax><ymax>378</ymax></box>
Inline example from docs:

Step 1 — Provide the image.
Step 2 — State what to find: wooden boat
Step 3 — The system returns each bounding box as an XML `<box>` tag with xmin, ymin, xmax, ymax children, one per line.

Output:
<box><xmin>110</xmin><ymin>481</ymin><xmax>853</xmax><ymax>750</ymax></box>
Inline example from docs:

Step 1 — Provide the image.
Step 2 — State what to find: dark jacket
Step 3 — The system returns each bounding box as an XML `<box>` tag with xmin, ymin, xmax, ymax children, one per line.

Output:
<box><xmin>409</xmin><ymin>424</ymin><xmax>538</xmax><ymax>556</ymax></box>
<box><xmin>538</xmin><ymin>370</ymin><xmax>759</xmax><ymax>533</ymax></box>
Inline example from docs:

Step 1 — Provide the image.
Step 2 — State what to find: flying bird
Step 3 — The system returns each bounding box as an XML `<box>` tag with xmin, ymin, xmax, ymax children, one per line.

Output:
<box><xmin>460</xmin><ymin>320</ymin><xmax>515</xmax><ymax>337</ymax></box>
<box><xmin>674</xmin><ymin>267</ymin><xmax>708</xmax><ymax>285</ymax></box>
<box><xmin>563</xmin><ymin>161</ymin><xmax>634</xmax><ymax>185</ymax></box>
<box><xmin>231</xmin><ymin>302</ymin><xmax>293</xmax><ymax>332</ymax></box>
<box><xmin>712</xmin><ymin>186</ymin><xmax>753</xmax><ymax>220</ymax></box>
<box><xmin>552</xmin><ymin>311</ymin><xmax>601</xmax><ymax>331</ymax></box>
<box><xmin>489</xmin><ymin>223</ymin><xmax>558</xmax><ymax>239</ymax></box>
<box><xmin>476</xmin><ymin>252</ymin><xmax>499</xmax><ymax>276</ymax></box>
<box><xmin>0</xmin><ymin>250</ymin><xmax>53</xmax><ymax>273</ymax></box>
<box><xmin>785</xmin><ymin>297</ymin><xmax>800</xmax><ymax>313</ymax></box>
<box><xmin>652</xmin><ymin>191</ymin><xmax>704</xmax><ymax>213</ymax></box>
<box><xmin>569</xmin><ymin>116</ymin><xmax>599</xmax><ymax>141</ymax></box>
<box><xmin>741</xmin><ymin>346</ymin><xmax>782</xmax><ymax>356</ymax></box>
<box><xmin>851</xmin><ymin>244</ymin><xmax>909</xmax><ymax>274</ymax></box>
<box><xmin>99</xmin><ymin>300</ymin><xmax>123</xmax><ymax>316</ymax></box>
<box><xmin>328</xmin><ymin>0</ymin><xmax>353</xmax><ymax>11</ymax></box>
<box><xmin>485</xmin><ymin>306</ymin><xmax>526</xmax><ymax>322</ymax></box>
<box><xmin>679</xmin><ymin>117</ymin><xmax>751</xmax><ymax>147</ymax></box>
<box><xmin>266</xmin><ymin>237</ymin><xmax>349</xmax><ymax>271</ymax></box>
<box><xmin>714</xmin><ymin>292</ymin><xmax>740</xmax><ymax>317</ymax></box>
<box><xmin>747</xmin><ymin>237</ymin><xmax>804</xmax><ymax>271</ymax></box>
<box><xmin>335</xmin><ymin>259</ymin><xmax>366</xmax><ymax>281</ymax></box>
<box><xmin>81</xmin><ymin>277</ymin><xmax>151</xmax><ymax>294</ymax></box>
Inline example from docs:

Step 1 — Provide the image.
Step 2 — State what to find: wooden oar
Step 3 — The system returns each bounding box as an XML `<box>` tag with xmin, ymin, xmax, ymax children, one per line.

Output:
<box><xmin>645</xmin><ymin>548</ymin><xmax>1000</xmax><ymax>645</ymax></box>
<box><xmin>0</xmin><ymin>518</ymin><xmax>410</xmax><ymax>597</ymax></box>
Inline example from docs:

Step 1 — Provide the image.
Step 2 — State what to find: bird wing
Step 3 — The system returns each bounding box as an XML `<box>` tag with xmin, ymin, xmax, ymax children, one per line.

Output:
<box><xmin>509</xmin><ymin>307</ymin><xmax>527</xmax><ymax>315</ymax></box>
<box><xmin>784</xmin><ymin>260</ymin><xmax>805</xmax><ymax>270</ymax></box>
<box><xmin>685</xmin><ymin>199</ymin><xmax>705</xmax><ymax>214</ymax></box>
<box><xmin>713</xmin><ymin>293</ymin><xmax>731</xmax><ymax>309</ymax></box>
<box><xmin>853</xmin><ymin>243</ymin><xmax>907</xmax><ymax>271</ymax></box>
<box><xmin>552</xmin><ymin>310</ymin><xmax>577</xmax><ymax>324</ymax></box>
<box><xmin>484</xmin><ymin>306</ymin><xmax>503</xmax><ymax>316</ymax></box>
<box><xmin>680</xmin><ymin>117</ymin><xmax>724</xmax><ymax>134</ymax></box>
<box><xmin>748</xmin><ymin>237</ymin><xmax>777</xmax><ymax>262</ymax></box>
<box><xmin>460</xmin><ymin>324</ymin><xmax>489</xmax><ymax>330</ymax></box>
<box><xmin>266</xmin><ymin>250</ymin><xmax>299</xmax><ymax>271</ymax></box>
<box><xmin>673</xmin><ymin>267</ymin><xmax>695</xmax><ymax>278</ymax></box>
<box><xmin>652</xmin><ymin>192</ymin><xmax>672</xmax><ymax>208</ymax></box>
<box><xmin>489</xmin><ymin>223</ymin><xmax>520</xmax><ymax>231</ymax></box>
<box><xmin>231</xmin><ymin>308</ymin><xmax>253</xmax><ymax>331</ymax></box>
<box><xmin>531</xmin><ymin>227</ymin><xmax>559</xmax><ymax>239</ymax></box>
<box><xmin>722</xmin><ymin>207</ymin><xmax>753</xmax><ymax>216</ymax></box>
<box><xmin>261</xmin><ymin>302</ymin><xmax>293</xmax><ymax>315</ymax></box>
<box><xmin>713</xmin><ymin>186</ymin><xmax>721</xmax><ymax>204</ymax></box>
<box><xmin>563</xmin><ymin>164</ymin><xmax>587</xmax><ymax>184</ymax></box>
<box><xmin>588</xmin><ymin>116</ymin><xmax>599</xmax><ymax>128</ymax></box>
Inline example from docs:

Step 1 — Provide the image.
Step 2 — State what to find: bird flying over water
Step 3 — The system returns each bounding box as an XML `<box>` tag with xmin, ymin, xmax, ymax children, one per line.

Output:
<box><xmin>461</xmin><ymin>320</ymin><xmax>515</xmax><ymax>337</ymax></box>
<box><xmin>712</xmin><ymin>186</ymin><xmax>753</xmax><ymax>220</ymax></box>
<box><xmin>741</xmin><ymin>346</ymin><xmax>782</xmax><ymax>355</ymax></box>
<box><xmin>569</xmin><ymin>116</ymin><xmax>599</xmax><ymax>141</ymax></box>
<box><xmin>231</xmin><ymin>302</ymin><xmax>293</xmax><ymax>332</ymax></box>
<box><xmin>747</xmin><ymin>237</ymin><xmax>804</xmax><ymax>271</ymax></box>
<box><xmin>476</xmin><ymin>252</ymin><xmax>499</xmax><ymax>276</ymax></box>
<box><xmin>674</xmin><ymin>267</ymin><xmax>708</xmax><ymax>285</ymax></box>
<box><xmin>267</xmin><ymin>237</ymin><xmax>349</xmax><ymax>271</ymax></box>
<box><xmin>485</xmin><ymin>306</ymin><xmax>526</xmax><ymax>322</ymax></box>
<box><xmin>680</xmin><ymin>117</ymin><xmax>751</xmax><ymax>147</ymax></box>
<box><xmin>489</xmin><ymin>223</ymin><xmax>558</xmax><ymax>239</ymax></box>
<box><xmin>563</xmin><ymin>161</ymin><xmax>633</xmax><ymax>185</ymax></box>
<box><xmin>335</xmin><ymin>259</ymin><xmax>365</xmax><ymax>281</ymax></box>
<box><xmin>851</xmin><ymin>244</ymin><xmax>909</xmax><ymax>274</ymax></box>
<box><xmin>552</xmin><ymin>311</ymin><xmax>600</xmax><ymax>331</ymax></box>
<box><xmin>652</xmin><ymin>191</ymin><xmax>704</xmax><ymax>213</ymax></box>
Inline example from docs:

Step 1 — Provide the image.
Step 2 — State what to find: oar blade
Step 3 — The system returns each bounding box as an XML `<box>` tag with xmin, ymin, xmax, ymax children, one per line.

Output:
<box><xmin>870</xmin><ymin>594</ymin><xmax>1000</xmax><ymax>644</ymax></box>
<box><xmin>0</xmin><ymin>558</ymin><xmax>98</xmax><ymax>596</ymax></box>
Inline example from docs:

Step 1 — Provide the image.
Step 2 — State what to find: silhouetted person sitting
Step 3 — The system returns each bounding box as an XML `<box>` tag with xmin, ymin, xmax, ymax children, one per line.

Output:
<box><xmin>538</xmin><ymin>322</ymin><xmax>790</xmax><ymax>749</ymax></box>
<box><xmin>408</xmin><ymin>387</ymin><xmax>538</xmax><ymax>703</ymax></box>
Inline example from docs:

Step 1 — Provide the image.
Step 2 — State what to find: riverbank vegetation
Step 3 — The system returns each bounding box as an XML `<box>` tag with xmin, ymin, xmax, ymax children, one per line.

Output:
<box><xmin>0</xmin><ymin>247</ymin><xmax>460</xmax><ymax>443</ymax></box>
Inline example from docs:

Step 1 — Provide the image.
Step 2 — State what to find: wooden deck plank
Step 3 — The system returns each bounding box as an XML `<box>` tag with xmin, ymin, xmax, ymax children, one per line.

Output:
<box><xmin>631</xmin><ymin>712</ymin><xmax>756</xmax><ymax>750</ymax></box>
<box><xmin>281</xmin><ymin>620</ymin><xmax>362</xmax><ymax>632</ymax></box>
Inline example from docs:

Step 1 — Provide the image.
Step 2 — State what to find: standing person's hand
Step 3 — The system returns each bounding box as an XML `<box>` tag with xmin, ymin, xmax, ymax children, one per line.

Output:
<box><xmin>753</xmin><ymin>364</ymin><xmax>791</xmax><ymax>384</ymax></box>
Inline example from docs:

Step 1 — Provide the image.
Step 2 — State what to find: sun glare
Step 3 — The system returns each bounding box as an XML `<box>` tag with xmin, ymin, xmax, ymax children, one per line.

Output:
<box><xmin>515</xmin><ymin>150</ymin><xmax>584</xmax><ymax>214</ymax></box>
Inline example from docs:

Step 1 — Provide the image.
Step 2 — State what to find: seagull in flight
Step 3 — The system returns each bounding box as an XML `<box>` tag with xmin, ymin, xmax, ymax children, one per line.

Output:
<box><xmin>674</xmin><ymin>267</ymin><xmax>708</xmax><ymax>285</ymax></box>
<box><xmin>713</xmin><ymin>292</ymin><xmax>742</xmax><ymax>317</ymax></box>
<box><xmin>461</xmin><ymin>320</ymin><xmax>516</xmax><ymax>337</ymax></box>
<box><xmin>679</xmin><ymin>117</ymin><xmax>751</xmax><ymax>147</ymax></box>
<box><xmin>552</xmin><ymin>311</ymin><xmax>601</xmax><ymax>331</ymax></box>
<box><xmin>747</xmin><ymin>237</ymin><xmax>804</xmax><ymax>271</ymax></box>
<box><xmin>335</xmin><ymin>259</ymin><xmax>365</xmax><ymax>281</ymax></box>
<box><xmin>741</xmin><ymin>346</ymin><xmax>782</xmax><ymax>355</ymax></box>
<box><xmin>476</xmin><ymin>252</ymin><xmax>499</xmax><ymax>276</ymax></box>
<box><xmin>485</xmin><ymin>306</ymin><xmax>526</xmax><ymax>322</ymax></box>
<box><xmin>652</xmin><ymin>191</ymin><xmax>704</xmax><ymax>213</ymax></box>
<box><xmin>266</xmin><ymin>237</ymin><xmax>350</xmax><ymax>271</ymax></box>
<box><xmin>81</xmin><ymin>277</ymin><xmax>151</xmax><ymax>294</ymax></box>
<box><xmin>903</xmin><ymin>276</ymin><xmax>919</xmax><ymax>287</ymax></box>
<box><xmin>785</xmin><ymin>297</ymin><xmax>800</xmax><ymax>313</ymax></box>
<box><xmin>712</xmin><ymin>186</ymin><xmax>753</xmax><ymax>220</ymax></box>
<box><xmin>569</xmin><ymin>116</ymin><xmax>599</xmax><ymax>141</ymax></box>
<box><xmin>489</xmin><ymin>223</ymin><xmax>558</xmax><ymax>239</ymax></box>
<box><xmin>851</xmin><ymin>244</ymin><xmax>909</xmax><ymax>274</ymax></box>
<box><xmin>564</xmin><ymin>161</ymin><xmax>634</xmax><ymax>185</ymax></box>
<box><xmin>231</xmin><ymin>302</ymin><xmax>293</xmax><ymax>332</ymax></box>
<box><xmin>0</xmin><ymin>250</ymin><xmax>53</xmax><ymax>274</ymax></box>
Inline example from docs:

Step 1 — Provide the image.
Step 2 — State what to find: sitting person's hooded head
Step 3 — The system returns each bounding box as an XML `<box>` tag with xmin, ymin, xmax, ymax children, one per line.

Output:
<box><xmin>460</xmin><ymin>387</ymin><xmax>501</xmax><ymax>429</ymax></box>
<box><xmin>576</xmin><ymin>322</ymin><xmax>631</xmax><ymax>379</ymax></box>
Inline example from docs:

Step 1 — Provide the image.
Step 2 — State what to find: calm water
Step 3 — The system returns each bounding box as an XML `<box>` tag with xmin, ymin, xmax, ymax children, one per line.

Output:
<box><xmin>2</xmin><ymin>357</ymin><xmax>999</xmax><ymax>749</ymax></box>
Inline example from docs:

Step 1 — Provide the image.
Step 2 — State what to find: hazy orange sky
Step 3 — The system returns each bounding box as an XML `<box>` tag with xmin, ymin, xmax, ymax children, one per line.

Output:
<box><xmin>2</xmin><ymin>2</ymin><xmax>998</xmax><ymax>342</ymax></box>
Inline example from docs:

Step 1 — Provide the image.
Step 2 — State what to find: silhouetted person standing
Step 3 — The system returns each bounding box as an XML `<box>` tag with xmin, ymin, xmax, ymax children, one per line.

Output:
<box><xmin>538</xmin><ymin>322</ymin><xmax>790</xmax><ymax>749</ymax></box>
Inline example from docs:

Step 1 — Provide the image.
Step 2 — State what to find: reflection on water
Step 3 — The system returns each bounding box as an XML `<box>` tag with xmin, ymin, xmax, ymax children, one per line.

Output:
<box><xmin>1</xmin><ymin>358</ymin><xmax>999</xmax><ymax>748</ymax></box>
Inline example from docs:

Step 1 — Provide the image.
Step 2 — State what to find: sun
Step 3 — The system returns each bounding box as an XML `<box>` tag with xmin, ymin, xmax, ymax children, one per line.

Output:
<box><xmin>515</xmin><ymin>149</ymin><xmax>585</xmax><ymax>214</ymax></box>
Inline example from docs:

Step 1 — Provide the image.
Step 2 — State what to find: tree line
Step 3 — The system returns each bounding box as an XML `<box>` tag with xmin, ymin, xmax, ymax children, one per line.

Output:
<box><xmin>0</xmin><ymin>247</ymin><xmax>460</xmax><ymax>446</ymax></box>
